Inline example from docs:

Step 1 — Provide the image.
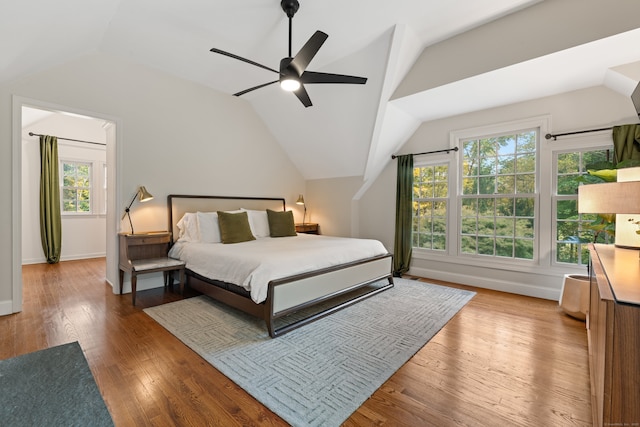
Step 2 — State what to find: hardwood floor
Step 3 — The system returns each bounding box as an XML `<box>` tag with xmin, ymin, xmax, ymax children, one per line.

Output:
<box><xmin>2</xmin><ymin>258</ymin><xmax>592</xmax><ymax>426</ymax></box>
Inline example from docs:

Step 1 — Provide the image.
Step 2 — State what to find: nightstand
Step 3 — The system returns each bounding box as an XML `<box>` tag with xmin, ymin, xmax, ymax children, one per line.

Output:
<box><xmin>118</xmin><ymin>232</ymin><xmax>185</xmax><ymax>305</ymax></box>
<box><xmin>295</xmin><ymin>223</ymin><xmax>319</xmax><ymax>234</ymax></box>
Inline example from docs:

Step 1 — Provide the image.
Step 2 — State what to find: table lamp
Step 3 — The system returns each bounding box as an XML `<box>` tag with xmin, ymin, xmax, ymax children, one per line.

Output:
<box><xmin>122</xmin><ymin>186</ymin><xmax>153</xmax><ymax>234</ymax></box>
<box><xmin>296</xmin><ymin>194</ymin><xmax>307</xmax><ymax>225</ymax></box>
<box><xmin>578</xmin><ymin>169</ymin><xmax>640</xmax><ymax>249</ymax></box>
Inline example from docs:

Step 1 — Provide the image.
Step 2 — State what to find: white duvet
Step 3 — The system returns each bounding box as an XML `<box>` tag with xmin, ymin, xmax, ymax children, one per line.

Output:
<box><xmin>168</xmin><ymin>233</ymin><xmax>388</xmax><ymax>304</ymax></box>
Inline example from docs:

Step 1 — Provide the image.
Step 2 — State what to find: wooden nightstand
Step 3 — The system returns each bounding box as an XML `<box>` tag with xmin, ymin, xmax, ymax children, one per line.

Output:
<box><xmin>295</xmin><ymin>223</ymin><xmax>319</xmax><ymax>234</ymax></box>
<box><xmin>118</xmin><ymin>232</ymin><xmax>185</xmax><ymax>305</ymax></box>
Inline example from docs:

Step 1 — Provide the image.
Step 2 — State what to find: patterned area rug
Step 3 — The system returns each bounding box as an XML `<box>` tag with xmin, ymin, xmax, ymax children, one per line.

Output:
<box><xmin>144</xmin><ymin>278</ymin><xmax>475</xmax><ymax>427</ymax></box>
<box><xmin>0</xmin><ymin>342</ymin><xmax>113</xmax><ymax>427</ymax></box>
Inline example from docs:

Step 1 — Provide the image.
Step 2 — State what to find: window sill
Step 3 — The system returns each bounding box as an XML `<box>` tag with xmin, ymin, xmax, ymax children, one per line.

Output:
<box><xmin>412</xmin><ymin>248</ymin><xmax>586</xmax><ymax>276</ymax></box>
<box><xmin>61</xmin><ymin>213</ymin><xmax>105</xmax><ymax>219</ymax></box>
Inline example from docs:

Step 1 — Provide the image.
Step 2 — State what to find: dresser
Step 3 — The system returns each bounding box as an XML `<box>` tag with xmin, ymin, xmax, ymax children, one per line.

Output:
<box><xmin>587</xmin><ymin>244</ymin><xmax>640</xmax><ymax>427</ymax></box>
<box><xmin>118</xmin><ymin>232</ymin><xmax>185</xmax><ymax>305</ymax></box>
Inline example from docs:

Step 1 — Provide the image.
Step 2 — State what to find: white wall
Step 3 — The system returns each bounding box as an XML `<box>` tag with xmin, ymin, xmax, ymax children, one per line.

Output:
<box><xmin>0</xmin><ymin>52</ymin><xmax>305</xmax><ymax>314</ymax></box>
<box><xmin>306</xmin><ymin>176</ymin><xmax>364</xmax><ymax>237</ymax></box>
<box><xmin>22</xmin><ymin>112</ymin><xmax>107</xmax><ymax>264</ymax></box>
<box><xmin>357</xmin><ymin>85</ymin><xmax>639</xmax><ymax>300</ymax></box>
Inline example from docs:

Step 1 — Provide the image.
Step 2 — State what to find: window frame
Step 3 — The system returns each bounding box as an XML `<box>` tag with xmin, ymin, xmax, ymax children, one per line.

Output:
<box><xmin>458</xmin><ymin>128</ymin><xmax>537</xmax><ymax>261</ymax></box>
<box><xmin>59</xmin><ymin>157</ymin><xmax>107</xmax><ymax>217</ymax></box>
<box><xmin>412</xmin><ymin>158</ymin><xmax>451</xmax><ymax>253</ymax></box>
<box><xmin>60</xmin><ymin>159</ymin><xmax>93</xmax><ymax>215</ymax></box>
<box><xmin>550</xmin><ymin>134</ymin><xmax>614</xmax><ymax>268</ymax></box>
<box><xmin>413</xmin><ymin>115</ymin><xmax>550</xmax><ymax>273</ymax></box>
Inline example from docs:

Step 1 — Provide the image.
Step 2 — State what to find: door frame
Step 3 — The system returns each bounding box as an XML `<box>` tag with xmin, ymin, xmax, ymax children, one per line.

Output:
<box><xmin>11</xmin><ymin>95</ymin><xmax>122</xmax><ymax>312</ymax></box>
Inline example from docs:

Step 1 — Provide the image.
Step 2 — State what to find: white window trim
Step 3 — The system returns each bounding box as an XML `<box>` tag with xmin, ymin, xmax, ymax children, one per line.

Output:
<box><xmin>414</xmin><ymin>115</ymin><xmax>551</xmax><ymax>273</ymax></box>
<box><xmin>60</xmin><ymin>158</ymin><xmax>93</xmax><ymax>215</ymax></box>
<box><xmin>413</xmin><ymin>154</ymin><xmax>453</xmax><ymax>254</ymax></box>
<box><xmin>59</xmin><ymin>156</ymin><xmax>107</xmax><ymax>217</ymax></box>
<box><xmin>550</xmin><ymin>130</ymin><xmax>614</xmax><ymax>268</ymax></box>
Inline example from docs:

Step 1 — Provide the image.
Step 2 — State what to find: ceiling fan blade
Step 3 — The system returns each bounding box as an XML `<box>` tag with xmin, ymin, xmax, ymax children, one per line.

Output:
<box><xmin>301</xmin><ymin>71</ymin><xmax>367</xmax><ymax>85</ymax></box>
<box><xmin>293</xmin><ymin>85</ymin><xmax>312</xmax><ymax>108</ymax></box>
<box><xmin>210</xmin><ymin>48</ymin><xmax>280</xmax><ymax>74</ymax></box>
<box><xmin>288</xmin><ymin>31</ymin><xmax>328</xmax><ymax>76</ymax></box>
<box><xmin>234</xmin><ymin>80</ymin><xmax>279</xmax><ymax>96</ymax></box>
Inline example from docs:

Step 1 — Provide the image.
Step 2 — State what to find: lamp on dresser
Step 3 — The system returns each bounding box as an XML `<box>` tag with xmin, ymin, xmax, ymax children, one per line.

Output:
<box><xmin>578</xmin><ymin>168</ymin><xmax>640</xmax><ymax>249</ymax></box>
<box><xmin>122</xmin><ymin>186</ymin><xmax>153</xmax><ymax>234</ymax></box>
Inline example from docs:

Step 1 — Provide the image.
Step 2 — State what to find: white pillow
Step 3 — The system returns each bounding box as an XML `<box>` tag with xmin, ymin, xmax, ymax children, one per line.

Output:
<box><xmin>176</xmin><ymin>212</ymin><xmax>199</xmax><ymax>242</ymax></box>
<box><xmin>196</xmin><ymin>211</ymin><xmax>222</xmax><ymax>243</ymax></box>
<box><xmin>241</xmin><ymin>208</ymin><xmax>270</xmax><ymax>238</ymax></box>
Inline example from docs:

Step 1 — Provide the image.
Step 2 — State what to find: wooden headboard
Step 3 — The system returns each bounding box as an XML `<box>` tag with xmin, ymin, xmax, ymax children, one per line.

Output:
<box><xmin>167</xmin><ymin>195</ymin><xmax>286</xmax><ymax>242</ymax></box>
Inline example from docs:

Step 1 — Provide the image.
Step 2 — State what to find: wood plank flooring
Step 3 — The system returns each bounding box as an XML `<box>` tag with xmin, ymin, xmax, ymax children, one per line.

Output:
<box><xmin>2</xmin><ymin>258</ymin><xmax>592</xmax><ymax>426</ymax></box>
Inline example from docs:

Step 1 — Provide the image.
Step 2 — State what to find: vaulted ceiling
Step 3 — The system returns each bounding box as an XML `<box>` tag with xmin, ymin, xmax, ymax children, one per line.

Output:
<box><xmin>5</xmin><ymin>0</ymin><xmax>640</xmax><ymax>183</ymax></box>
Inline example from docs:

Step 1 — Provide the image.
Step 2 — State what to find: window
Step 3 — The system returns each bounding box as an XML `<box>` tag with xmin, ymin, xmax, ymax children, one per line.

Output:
<box><xmin>554</xmin><ymin>147</ymin><xmax>613</xmax><ymax>265</ymax></box>
<box><xmin>413</xmin><ymin>164</ymin><xmax>448</xmax><ymax>251</ymax></box>
<box><xmin>459</xmin><ymin>130</ymin><xmax>537</xmax><ymax>260</ymax></box>
<box><xmin>61</xmin><ymin>161</ymin><xmax>92</xmax><ymax>213</ymax></box>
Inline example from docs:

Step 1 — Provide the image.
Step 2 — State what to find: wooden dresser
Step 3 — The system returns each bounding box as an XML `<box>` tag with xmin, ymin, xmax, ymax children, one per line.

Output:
<box><xmin>587</xmin><ymin>244</ymin><xmax>640</xmax><ymax>427</ymax></box>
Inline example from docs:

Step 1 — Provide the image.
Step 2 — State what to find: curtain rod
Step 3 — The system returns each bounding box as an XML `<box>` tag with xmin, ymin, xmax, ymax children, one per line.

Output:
<box><xmin>391</xmin><ymin>147</ymin><xmax>458</xmax><ymax>159</ymax></box>
<box><xmin>544</xmin><ymin>126</ymin><xmax>614</xmax><ymax>141</ymax></box>
<box><xmin>28</xmin><ymin>132</ymin><xmax>106</xmax><ymax>146</ymax></box>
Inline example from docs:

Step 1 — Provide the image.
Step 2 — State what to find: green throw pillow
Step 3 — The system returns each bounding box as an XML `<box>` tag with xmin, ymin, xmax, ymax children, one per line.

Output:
<box><xmin>267</xmin><ymin>209</ymin><xmax>297</xmax><ymax>237</ymax></box>
<box><xmin>217</xmin><ymin>211</ymin><xmax>256</xmax><ymax>244</ymax></box>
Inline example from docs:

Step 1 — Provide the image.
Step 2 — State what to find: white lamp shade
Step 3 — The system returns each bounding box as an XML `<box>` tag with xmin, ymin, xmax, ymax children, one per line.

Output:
<box><xmin>577</xmin><ymin>181</ymin><xmax>640</xmax><ymax>214</ymax></box>
<box><xmin>578</xmin><ymin>168</ymin><xmax>640</xmax><ymax>248</ymax></box>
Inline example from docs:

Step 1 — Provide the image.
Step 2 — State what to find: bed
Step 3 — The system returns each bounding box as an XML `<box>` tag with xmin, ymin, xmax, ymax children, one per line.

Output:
<box><xmin>167</xmin><ymin>194</ymin><xmax>394</xmax><ymax>337</ymax></box>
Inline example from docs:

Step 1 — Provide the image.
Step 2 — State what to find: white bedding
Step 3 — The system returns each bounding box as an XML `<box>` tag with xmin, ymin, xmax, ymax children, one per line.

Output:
<box><xmin>168</xmin><ymin>233</ymin><xmax>388</xmax><ymax>304</ymax></box>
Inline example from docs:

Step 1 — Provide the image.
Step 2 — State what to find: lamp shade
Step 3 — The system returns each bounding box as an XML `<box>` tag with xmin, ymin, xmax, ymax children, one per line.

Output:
<box><xmin>123</xmin><ymin>186</ymin><xmax>153</xmax><ymax>234</ymax></box>
<box><xmin>578</xmin><ymin>181</ymin><xmax>640</xmax><ymax>214</ymax></box>
<box><xmin>138</xmin><ymin>186</ymin><xmax>153</xmax><ymax>202</ymax></box>
<box><xmin>296</xmin><ymin>194</ymin><xmax>305</xmax><ymax>205</ymax></box>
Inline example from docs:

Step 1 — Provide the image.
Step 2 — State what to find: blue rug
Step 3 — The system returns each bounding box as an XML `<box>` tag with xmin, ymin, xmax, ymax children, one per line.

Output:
<box><xmin>145</xmin><ymin>278</ymin><xmax>475</xmax><ymax>427</ymax></box>
<box><xmin>0</xmin><ymin>342</ymin><xmax>113</xmax><ymax>427</ymax></box>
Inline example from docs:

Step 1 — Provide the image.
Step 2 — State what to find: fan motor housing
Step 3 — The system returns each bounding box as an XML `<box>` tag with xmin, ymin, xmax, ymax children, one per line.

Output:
<box><xmin>281</xmin><ymin>0</ymin><xmax>300</xmax><ymax>18</ymax></box>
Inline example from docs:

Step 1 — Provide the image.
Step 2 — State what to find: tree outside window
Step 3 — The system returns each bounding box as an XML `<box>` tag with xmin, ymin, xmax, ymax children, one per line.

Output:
<box><xmin>413</xmin><ymin>164</ymin><xmax>448</xmax><ymax>251</ymax></box>
<box><xmin>61</xmin><ymin>161</ymin><xmax>91</xmax><ymax>213</ymax></box>
<box><xmin>460</xmin><ymin>130</ymin><xmax>536</xmax><ymax>260</ymax></box>
<box><xmin>555</xmin><ymin>148</ymin><xmax>613</xmax><ymax>265</ymax></box>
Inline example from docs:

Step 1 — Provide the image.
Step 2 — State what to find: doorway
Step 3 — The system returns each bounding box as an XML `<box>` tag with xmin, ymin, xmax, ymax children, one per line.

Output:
<box><xmin>12</xmin><ymin>98</ymin><xmax>120</xmax><ymax>313</ymax></box>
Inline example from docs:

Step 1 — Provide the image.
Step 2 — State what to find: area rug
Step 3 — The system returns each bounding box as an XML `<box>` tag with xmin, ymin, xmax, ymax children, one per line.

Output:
<box><xmin>144</xmin><ymin>278</ymin><xmax>475</xmax><ymax>427</ymax></box>
<box><xmin>0</xmin><ymin>341</ymin><xmax>113</xmax><ymax>427</ymax></box>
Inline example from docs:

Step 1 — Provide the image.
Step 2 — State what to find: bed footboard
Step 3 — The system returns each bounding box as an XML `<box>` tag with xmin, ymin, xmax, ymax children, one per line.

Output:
<box><xmin>265</xmin><ymin>254</ymin><xmax>394</xmax><ymax>337</ymax></box>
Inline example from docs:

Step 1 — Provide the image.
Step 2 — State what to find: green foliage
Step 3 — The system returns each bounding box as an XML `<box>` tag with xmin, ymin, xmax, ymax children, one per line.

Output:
<box><xmin>61</xmin><ymin>161</ymin><xmax>92</xmax><ymax>213</ymax></box>
<box><xmin>413</xmin><ymin>164</ymin><xmax>449</xmax><ymax>252</ymax></box>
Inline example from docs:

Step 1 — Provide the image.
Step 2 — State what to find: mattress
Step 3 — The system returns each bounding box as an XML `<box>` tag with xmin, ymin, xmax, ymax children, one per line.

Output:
<box><xmin>168</xmin><ymin>233</ymin><xmax>388</xmax><ymax>304</ymax></box>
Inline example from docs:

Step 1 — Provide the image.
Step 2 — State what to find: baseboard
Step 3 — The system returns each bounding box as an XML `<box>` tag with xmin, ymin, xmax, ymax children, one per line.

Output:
<box><xmin>408</xmin><ymin>266</ymin><xmax>561</xmax><ymax>301</ymax></box>
<box><xmin>22</xmin><ymin>253</ymin><xmax>107</xmax><ymax>265</ymax></box>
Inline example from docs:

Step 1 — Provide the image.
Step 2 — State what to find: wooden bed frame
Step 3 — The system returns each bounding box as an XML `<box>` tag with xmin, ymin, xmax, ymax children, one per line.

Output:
<box><xmin>167</xmin><ymin>194</ymin><xmax>394</xmax><ymax>337</ymax></box>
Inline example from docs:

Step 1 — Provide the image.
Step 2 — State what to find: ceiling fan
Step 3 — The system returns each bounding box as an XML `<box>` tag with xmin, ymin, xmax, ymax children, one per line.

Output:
<box><xmin>210</xmin><ymin>0</ymin><xmax>367</xmax><ymax>107</ymax></box>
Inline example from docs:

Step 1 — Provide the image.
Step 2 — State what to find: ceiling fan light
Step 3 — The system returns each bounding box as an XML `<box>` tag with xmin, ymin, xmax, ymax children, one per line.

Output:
<box><xmin>280</xmin><ymin>78</ymin><xmax>300</xmax><ymax>92</ymax></box>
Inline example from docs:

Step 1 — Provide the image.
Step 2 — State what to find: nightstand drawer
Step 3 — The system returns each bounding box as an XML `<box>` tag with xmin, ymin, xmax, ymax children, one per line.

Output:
<box><xmin>126</xmin><ymin>234</ymin><xmax>170</xmax><ymax>246</ymax></box>
<box><xmin>295</xmin><ymin>223</ymin><xmax>319</xmax><ymax>234</ymax></box>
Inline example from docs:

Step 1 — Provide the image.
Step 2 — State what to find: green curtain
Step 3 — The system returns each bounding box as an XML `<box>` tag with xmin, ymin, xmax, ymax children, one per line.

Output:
<box><xmin>39</xmin><ymin>135</ymin><xmax>62</xmax><ymax>264</ymax></box>
<box><xmin>393</xmin><ymin>154</ymin><xmax>413</xmax><ymax>276</ymax></box>
<box><xmin>612</xmin><ymin>124</ymin><xmax>640</xmax><ymax>164</ymax></box>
